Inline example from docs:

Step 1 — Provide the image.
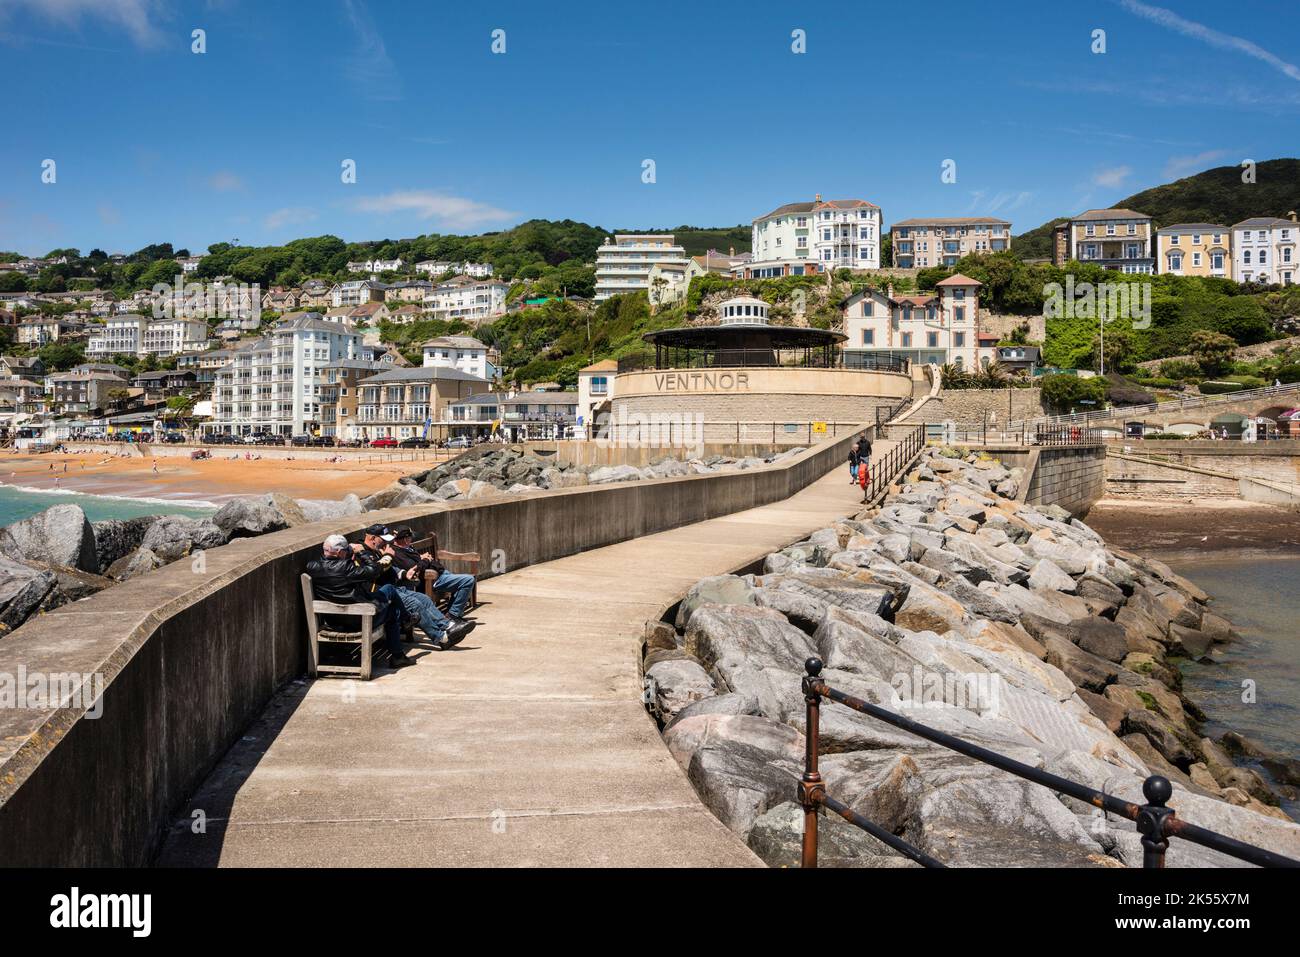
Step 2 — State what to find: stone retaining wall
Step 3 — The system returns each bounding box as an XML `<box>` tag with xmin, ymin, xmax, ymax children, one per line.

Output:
<box><xmin>1022</xmin><ymin>446</ymin><xmax>1107</xmax><ymax>516</ymax></box>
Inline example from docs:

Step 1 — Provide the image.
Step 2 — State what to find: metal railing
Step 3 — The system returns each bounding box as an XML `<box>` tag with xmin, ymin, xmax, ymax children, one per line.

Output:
<box><xmin>798</xmin><ymin>658</ymin><xmax>1300</xmax><ymax>868</ymax></box>
<box><xmin>874</xmin><ymin>394</ymin><xmax>914</xmax><ymax>428</ymax></box>
<box><xmin>1034</xmin><ymin>425</ymin><xmax>1104</xmax><ymax>446</ymax></box>
<box><xmin>1018</xmin><ymin>381</ymin><xmax>1300</xmax><ymax>428</ymax></box>
<box><xmin>860</xmin><ymin>423</ymin><xmax>925</xmax><ymax>504</ymax></box>
<box><xmin>616</xmin><ymin>350</ymin><xmax>910</xmax><ymax>374</ymax></box>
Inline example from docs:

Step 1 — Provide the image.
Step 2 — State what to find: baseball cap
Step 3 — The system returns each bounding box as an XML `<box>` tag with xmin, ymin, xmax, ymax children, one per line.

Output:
<box><xmin>364</xmin><ymin>524</ymin><xmax>395</xmax><ymax>542</ymax></box>
<box><xmin>393</xmin><ymin>525</ymin><xmax>414</xmax><ymax>540</ymax></box>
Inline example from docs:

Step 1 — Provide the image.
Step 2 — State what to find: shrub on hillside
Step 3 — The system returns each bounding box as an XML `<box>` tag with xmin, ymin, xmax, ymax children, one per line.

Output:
<box><xmin>1197</xmin><ymin>380</ymin><xmax>1244</xmax><ymax>395</ymax></box>
<box><xmin>1039</xmin><ymin>373</ymin><xmax>1106</xmax><ymax>412</ymax></box>
<box><xmin>1159</xmin><ymin>358</ymin><xmax>1202</xmax><ymax>380</ymax></box>
<box><xmin>1274</xmin><ymin>363</ymin><xmax>1300</xmax><ymax>384</ymax></box>
<box><xmin>1224</xmin><ymin>375</ymin><xmax>1267</xmax><ymax>388</ymax></box>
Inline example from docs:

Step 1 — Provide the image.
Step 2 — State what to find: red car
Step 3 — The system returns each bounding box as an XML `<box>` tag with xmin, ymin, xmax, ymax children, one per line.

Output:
<box><xmin>370</xmin><ymin>436</ymin><xmax>398</xmax><ymax>448</ymax></box>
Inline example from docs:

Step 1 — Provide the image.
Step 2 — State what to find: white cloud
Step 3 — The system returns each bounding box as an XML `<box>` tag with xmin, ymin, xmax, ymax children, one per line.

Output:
<box><xmin>207</xmin><ymin>170</ymin><xmax>245</xmax><ymax>192</ymax></box>
<box><xmin>1117</xmin><ymin>0</ymin><xmax>1300</xmax><ymax>83</ymax></box>
<box><xmin>341</xmin><ymin>0</ymin><xmax>401</xmax><ymax>101</ymax></box>
<box><xmin>1162</xmin><ymin>150</ymin><xmax>1232</xmax><ymax>179</ymax></box>
<box><xmin>353</xmin><ymin>190</ymin><xmax>517</xmax><ymax>229</ymax></box>
<box><xmin>1</xmin><ymin>0</ymin><xmax>167</xmax><ymax>48</ymax></box>
<box><xmin>264</xmin><ymin>207</ymin><xmax>318</xmax><ymax>230</ymax></box>
<box><xmin>1092</xmin><ymin>166</ymin><xmax>1133</xmax><ymax>188</ymax></box>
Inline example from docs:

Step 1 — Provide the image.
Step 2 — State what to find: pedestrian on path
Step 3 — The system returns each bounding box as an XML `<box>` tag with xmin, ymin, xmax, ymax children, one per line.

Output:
<box><xmin>848</xmin><ymin>446</ymin><xmax>859</xmax><ymax>484</ymax></box>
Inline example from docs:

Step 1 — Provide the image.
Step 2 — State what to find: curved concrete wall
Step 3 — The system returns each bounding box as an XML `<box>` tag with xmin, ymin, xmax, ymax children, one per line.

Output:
<box><xmin>0</xmin><ymin>426</ymin><xmax>868</xmax><ymax>866</ymax></box>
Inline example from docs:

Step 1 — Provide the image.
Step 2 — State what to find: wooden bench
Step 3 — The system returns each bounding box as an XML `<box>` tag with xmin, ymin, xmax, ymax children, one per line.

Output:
<box><xmin>409</xmin><ymin>532</ymin><xmax>480</xmax><ymax>612</ymax></box>
<box><xmin>300</xmin><ymin>573</ymin><xmax>386</xmax><ymax>680</ymax></box>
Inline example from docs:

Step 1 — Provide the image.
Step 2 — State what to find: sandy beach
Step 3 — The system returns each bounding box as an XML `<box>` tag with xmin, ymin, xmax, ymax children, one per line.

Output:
<box><xmin>0</xmin><ymin>448</ymin><xmax>428</xmax><ymax>505</ymax></box>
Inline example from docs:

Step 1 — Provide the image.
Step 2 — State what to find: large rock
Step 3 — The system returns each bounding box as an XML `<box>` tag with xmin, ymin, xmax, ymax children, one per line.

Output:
<box><xmin>1028</xmin><ymin>558</ymin><xmax>1077</xmax><ymax>593</ymax></box>
<box><xmin>139</xmin><ymin>516</ymin><xmax>228</xmax><ymax>563</ymax></box>
<box><xmin>746</xmin><ymin>801</ymin><xmax>918</xmax><ymax>868</ymax></box>
<box><xmin>0</xmin><ymin>554</ymin><xmax>57</xmax><ymax>635</ymax></box>
<box><xmin>107</xmin><ymin>546</ymin><xmax>165</xmax><ymax>582</ymax></box>
<box><xmin>1072</xmin><ymin>618</ymin><xmax>1130</xmax><ymax>663</ymax></box>
<box><xmin>664</xmin><ymin>692</ymin><xmax>760</xmax><ymax>729</ymax></box>
<box><xmin>212</xmin><ymin>497</ymin><xmax>288</xmax><ymax>539</ymax></box>
<box><xmin>90</xmin><ymin>514</ymin><xmax>160</xmax><ymax>573</ymax></box>
<box><xmin>296</xmin><ymin>494</ymin><xmax>365</xmax><ymax>522</ymax></box>
<box><xmin>0</xmin><ymin>504</ymin><xmax>99</xmax><ymax>573</ymax></box>
<box><xmin>663</xmin><ymin>713</ymin><xmax>804</xmax><ymax>838</ymax></box>
<box><xmin>645</xmin><ymin>658</ymin><xmax>715</xmax><ymax>720</ymax></box>
<box><xmin>674</xmin><ymin>574</ymin><xmax>757</xmax><ymax>630</ymax></box>
<box><xmin>1042</xmin><ymin>635</ymin><xmax>1119</xmax><ymax>693</ymax></box>
<box><xmin>587</xmin><ymin>464</ymin><xmax>646</xmax><ymax>485</ymax></box>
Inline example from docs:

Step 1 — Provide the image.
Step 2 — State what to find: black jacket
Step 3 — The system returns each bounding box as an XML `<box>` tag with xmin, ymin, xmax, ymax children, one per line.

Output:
<box><xmin>358</xmin><ymin>544</ymin><xmax>399</xmax><ymax>588</ymax></box>
<box><xmin>304</xmin><ymin>555</ymin><xmax>386</xmax><ymax>606</ymax></box>
<box><xmin>388</xmin><ymin>543</ymin><xmax>444</xmax><ymax>590</ymax></box>
<box><xmin>856</xmin><ymin>437</ymin><xmax>873</xmax><ymax>459</ymax></box>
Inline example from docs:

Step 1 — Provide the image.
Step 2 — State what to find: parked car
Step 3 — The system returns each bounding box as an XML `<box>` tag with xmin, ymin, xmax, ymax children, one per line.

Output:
<box><xmin>370</xmin><ymin>436</ymin><xmax>398</xmax><ymax>448</ymax></box>
<box><xmin>161</xmin><ymin>432</ymin><xmax>186</xmax><ymax>444</ymax></box>
<box><xmin>446</xmin><ymin>436</ymin><xmax>472</xmax><ymax>449</ymax></box>
<box><xmin>255</xmin><ymin>433</ymin><xmax>284</xmax><ymax>446</ymax></box>
<box><xmin>398</xmin><ymin>437</ymin><xmax>431</xmax><ymax>449</ymax></box>
<box><xmin>290</xmin><ymin>434</ymin><xmax>314</xmax><ymax>447</ymax></box>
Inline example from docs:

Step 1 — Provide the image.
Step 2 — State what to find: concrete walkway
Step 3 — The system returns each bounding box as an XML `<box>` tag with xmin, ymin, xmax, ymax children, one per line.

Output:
<box><xmin>157</xmin><ymin>452</ymin><xmax>884</xmax><ymax>867</ymax></box>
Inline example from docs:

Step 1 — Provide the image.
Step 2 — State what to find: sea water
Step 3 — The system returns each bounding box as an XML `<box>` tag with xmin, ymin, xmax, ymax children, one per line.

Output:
<box><xmin>0</xmin><ymin>484</ymin><xmax>216</xmax><ymax>525</ymax></box>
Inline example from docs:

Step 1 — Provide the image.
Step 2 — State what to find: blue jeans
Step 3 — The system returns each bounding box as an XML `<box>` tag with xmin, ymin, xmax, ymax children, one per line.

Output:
<box><xmin>396</xmin><ymin>587</ymin><xmax>448</xmax><ymax>639</ymax></box>
<box><xmin>432</xmin><ymin>570</ymin><xmax>475</xmax><ymax>619</ymax></box>
<box><xmin>370</xmin><ymin>584</ymin><xmax>406</xmax><ymax>655</ymax></box>
<box><xmin>849</xmin><ymin>462</ymin><xmax>858</xmax><ymax>480</ymax></box>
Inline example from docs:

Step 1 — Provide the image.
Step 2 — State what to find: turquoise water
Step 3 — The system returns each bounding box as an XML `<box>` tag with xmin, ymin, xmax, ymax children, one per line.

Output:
<box><xmin>0</xmin><ymin>485</ymin><xmax>216</xmax><ymax>525</ymax></box>
<box><xmin>1168</xmin><ymin>555</ymin><xmax>1300</xmax><ymax>816</ymax></box>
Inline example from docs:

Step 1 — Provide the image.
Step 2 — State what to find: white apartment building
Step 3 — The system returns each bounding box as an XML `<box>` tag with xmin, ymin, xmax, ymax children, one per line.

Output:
<box><xmin>421</xmin><ymin>335</ymin><xmax>496</xmax><ymax>380</ymax></box>
<box><xmin>1233</xmin><ymin>215</ymin><xmax>1297</xmax><ymax>285</ymax></box>
<box><xmin>331</xmin><ymin>280</ymin><xmax>387</xmax><ymax>308</ymax></box>
<box><xmin>414</xmin><ymin>260</ymin><xmax>457</xmax><ymax>277</ymax></box>
<box><xmin>207</xmin><ymin>313</ymin><xmax>361</xmax><ymax>436</ymax></box>
<box><xmin>891</xmin><ymin>218</ymin><xmax>1011</xmax><ymax>268</ymax></box>
<box><xmin>841</xmin><ymin>275</ymin><xmax>997</xmax><ymax>371</ymax></box>
<box><xmin>463</xmin><ymin>261</ymin><xmax>493</xmax><ymax>278</ymax></box>
<box><xmin>17</xmin><ymin>317</ymin><xmax>83</xmax><ymax>346</ymax></box>
<box><xmin>142</xmin><ymin>317</ymin><xmax>209</xmax><ymax>357</ymax></box>
<box><xmin>751</xmin><ymin>195</ymin><xmax>882</xmax><ymax>272</ymax></box>
<box><xmin>423</xmin><ymin>278</ymin><xmax>508</xmax><ymax>322</ymax></box>
<box><xmin>87</xmin><ymin>314</ymin><xmax>149</xmax><ymax>357</ymax></box>
<box><xmin>594</xmin><ymin>234</ymin><xmax>688</xmax><ymax>302</ymax></box>
<box><xmin>347</xmin><ymin>258</ymin><xmax>403</xmax><ymax>274</ymax></box>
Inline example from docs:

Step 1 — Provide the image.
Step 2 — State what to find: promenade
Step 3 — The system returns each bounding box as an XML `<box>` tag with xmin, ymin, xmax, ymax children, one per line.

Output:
<box><xmin>156</xmin><ymin>447</ymin><xmax>885</xmax><ymax>866</ymax></box>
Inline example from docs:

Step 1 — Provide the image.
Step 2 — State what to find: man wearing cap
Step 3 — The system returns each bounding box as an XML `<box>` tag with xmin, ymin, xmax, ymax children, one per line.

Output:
<box><xmin>386</xmin><ymin>525</ymin><xmax>477</xmax><ymax>632</ymax></box>
<box><xmin>363</xmin><ymin>524</ymin><xmax>473</xmax><ymax>649</ymax></box>
<box><xmin>305</xmin><ymin>532</ymin><xmax>414</xmax><ymax>669</ymax></box>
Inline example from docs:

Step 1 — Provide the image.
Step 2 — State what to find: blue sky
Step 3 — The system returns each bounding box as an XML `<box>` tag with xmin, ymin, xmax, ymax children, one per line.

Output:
<box><xmin>1</xmin><ymin>0</ymin><xmax>1298</xmax><ymax>256</ymax></box>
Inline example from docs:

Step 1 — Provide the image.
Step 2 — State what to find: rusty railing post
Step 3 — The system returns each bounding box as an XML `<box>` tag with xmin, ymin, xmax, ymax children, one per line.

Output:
<box><xmin>1136</xmin><ymin>775</ymin><xmax>1174</xmax><ymax>868</ymax></box>
<box><xmin>800</xmin><ymin>657</ymin><xmax>826</xmax><ymax>868</ymax></box>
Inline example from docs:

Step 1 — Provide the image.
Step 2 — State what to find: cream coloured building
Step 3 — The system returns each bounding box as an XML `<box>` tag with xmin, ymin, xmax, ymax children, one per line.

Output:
<box><xmin>891</xmin><ymin>218</ymin><xmax>1011</xmax><ymax>268</ymax></box>
<box><xmin>1052</xmin><ymin>208</ymin><xmax>1154</xmax><ymax>274</ymax></box>
<box><xmin>841</xmin><ymin>275</ymin><xmax>998</xmax><ymax>371</ymax></box>
<box><xmin>1155</xmin><ymin>224</ymin><xmax>1232</xmax><ymax>279</ymax></box>
<box><xmin>751</xmin><ymin>195</ymin><xmax>881</xmax><ymax>271</ymax></box>
<box><xmin>594</xmin><ymin>234</ymin><xmax>688</xmax><ymax>302</ymax></box>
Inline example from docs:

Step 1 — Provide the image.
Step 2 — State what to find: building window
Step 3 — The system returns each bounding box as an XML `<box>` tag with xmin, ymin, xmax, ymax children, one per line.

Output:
<box><xmin>954</xmin><ymin>306</ymin><xmax>965</xmax><ymax>323</ymax></box>
<box><xmin>862</xmin><ymin>329</ymin><xmax>874</xmax><ymax>346</ymax></box>
<box><xmin>954</xmin><ymin>332</ymin><xmax>965</xmax><ymax>347</ymax></box>
<box><xmin>926</xmin><ymin>332</ymin><xmax>938</xmax><ymax>348</ymax></box>
<box><xmin>901</xmin><ymin>332</ymin><xmax>912</xmax><ymax>347</ymax></box>
<box><xmin>1170</xmin><ymin>254</ymin><xmax>1182</xmax><ymax>271</ymax></box>
<box><xmin>1192</xmin><ymin>252</ymin><xmax>1201</xmax><ymax>267</ymax></box>
<box><xmin>1170</xmin><ymin>235</ymin><xmax>1180</xmax><ymax>245</ymax></box>
<box><xmin>861</xmin><ymin>301</ymin><xmax>873</xmax><ymax>317</ymax></box>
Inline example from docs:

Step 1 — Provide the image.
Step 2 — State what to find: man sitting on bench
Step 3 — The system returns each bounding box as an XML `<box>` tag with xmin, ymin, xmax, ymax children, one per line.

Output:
<box><xmin>361</xmin><ymin>524</ymin><xmax>473</xmax><ymax>649</ymax></box>
<box><xmin>305</xmin><ymin>532</ymin><xmax>414</xmax><ymax>669</ymax></box>
<box><xmin>388</xmin><ymin>525</ymin><xmax>478</xmax><ymax>634</ymax></box>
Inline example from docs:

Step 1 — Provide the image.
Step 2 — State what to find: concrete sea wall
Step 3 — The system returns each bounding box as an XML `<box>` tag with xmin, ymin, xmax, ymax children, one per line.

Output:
<box><xmin>0</xmin><ymin>426</ymin><xmax>871</xmax><ymax>866</ymax></box>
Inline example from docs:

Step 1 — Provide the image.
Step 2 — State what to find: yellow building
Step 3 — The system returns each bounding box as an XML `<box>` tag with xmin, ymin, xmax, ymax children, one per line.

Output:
<box><xmin>1156</xmin><ymin>223</ymin><xmax>1232</xmax><ymax>279</ymax></box>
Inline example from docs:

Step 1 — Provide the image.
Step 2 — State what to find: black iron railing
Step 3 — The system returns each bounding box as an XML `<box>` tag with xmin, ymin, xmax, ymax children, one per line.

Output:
<box><xmin>616</xmin><ymin>350</ymin><xmax>910</xmax><ymax>374</ymax></box>
<box><xmin>1035</xmin><ymin>425</ymin><xmax>1103</xmax><ymax>446</ymax></box>
<box><xmin>874</xmin><ymin>394</ymin><xmax>913</xmax><ymax>428</ymax></box>
<box><xmin>798</xmin><ymin>658</ymin><xmax>1300</xmax><ymax>869</ymax></box>
<box><xmin>859</xmin><ymin>424</ymin><xmax>925</xmax><ymax>504</ymax></box>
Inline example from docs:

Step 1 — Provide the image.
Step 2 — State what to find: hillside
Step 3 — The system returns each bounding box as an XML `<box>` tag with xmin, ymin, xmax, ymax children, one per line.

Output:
<box><xmin>1014</xmin><ymin>158</ymin><xmax>1300</xmax><ymax>259</ymax></box>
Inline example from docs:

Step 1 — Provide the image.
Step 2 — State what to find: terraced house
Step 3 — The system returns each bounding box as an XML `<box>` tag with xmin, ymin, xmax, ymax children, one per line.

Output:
<box><xmin>1052</xmin><ymin>208</ymin><xmax>1154</xmax><ymax>273</ymax></box>
<box><xmin>891</xmin><ymin>217</ymin><xmax>1011</xmax><ymax>268</ymax></box>
<box><xmin>1155</xmin><ymin>224</ymin><xmax>1232</xmax><ymax>279</ymax></box>
<box><xmin>1232</xmin><ymin>214</ymin><xmax>1297</xmax><ymax>285</ymax></box>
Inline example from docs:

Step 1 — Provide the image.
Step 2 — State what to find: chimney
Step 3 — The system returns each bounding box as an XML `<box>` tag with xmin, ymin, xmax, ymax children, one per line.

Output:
<box><xmin>815</xmin><ymin>193</ymin><xmax>822</xmax><ymax>203</ymax></box>
<box><xmin>1290</xmin><ymin>211</ymin><xmax>1298</xmax><ymax>223</ymax></box>
<box><xmin>886</xmin><ymin>283</ymin><xmax>894</xmax><ymax>300</ymax></box>
<box><xmin>728</xmin><ymin>246</ymin><xmax>735</xmax><ymax>257</ymax></box>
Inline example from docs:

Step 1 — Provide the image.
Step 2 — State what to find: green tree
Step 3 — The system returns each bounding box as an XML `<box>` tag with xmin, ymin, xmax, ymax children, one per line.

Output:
<box><xmin>1188</xmin><ymin>329</ymin><xmax>1237</xmax><ymax>377</ymax></box>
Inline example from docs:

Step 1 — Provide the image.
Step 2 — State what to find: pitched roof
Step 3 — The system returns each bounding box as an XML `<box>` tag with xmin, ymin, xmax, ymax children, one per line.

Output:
<box><xmin>1157</xmin><ymin>223</ymin><xmax>1228</xmax><ymax>232</ymax></box>
<box><xmin>935</xmin><ymin>273</ymin><xmax>982</xmax><ymax>287</ymax></box>
<box><xmin>1231</xmin><ymin>216</ymin><xmax>1296</xmax><ymax>229</ymax></box>
<box><xmin>422</xmin><ymin>335</ymin><xmax>486</xmax><ymax>350</ymax></box>
<box><xmin>756</xmin><ymin>198</ymin><xmax>879</xmax><ymax>221</ymax></box>
<box><xmin>359</xmin><ymin>366</ymin><xmax>488</xmax><ymax>385</ymax></box>
<box><xmin>1074</xmin><ymin>208</ymin><xmax>1150</xmax><ymax>221</ymax></box>
<box><xmin>580</xmin><ymin>359</ymin><xmax>618</xmax><ymax>373</ymax></box>
<box><xmin>891</xmin><ymin>217</ymin><xmax>1011</xmax><ymax>227</ymax></box>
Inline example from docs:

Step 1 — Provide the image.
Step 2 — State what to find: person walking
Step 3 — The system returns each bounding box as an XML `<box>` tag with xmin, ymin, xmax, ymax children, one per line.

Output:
<box><xmin>847</xmin><ymin>445</ymin><xmax>859</xmax><ymax>484</ymax></box>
